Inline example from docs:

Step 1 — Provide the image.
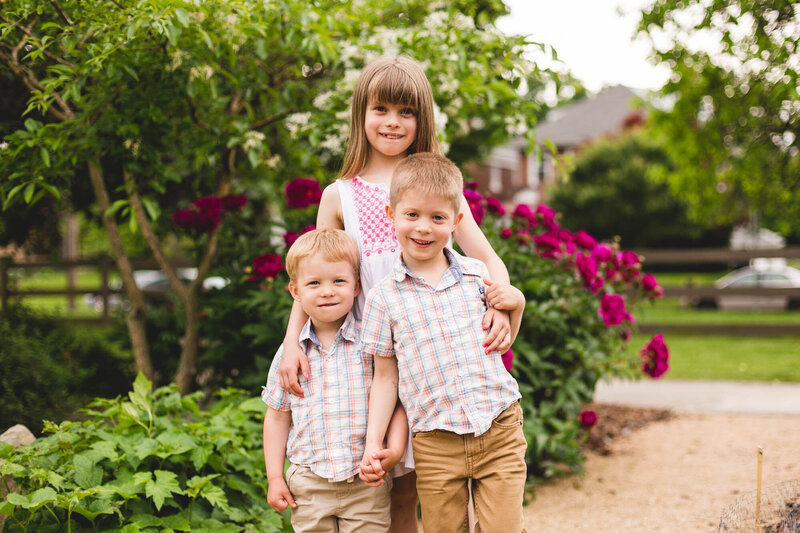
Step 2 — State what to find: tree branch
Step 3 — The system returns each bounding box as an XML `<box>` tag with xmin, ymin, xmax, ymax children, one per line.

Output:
<box><xmin>0</xmin><ymin>13</ymin><xmax>76</xmax><ymax>68</ymax></box>
<box><xmin>49</xmin><ymin>0</ymin><xmax>72</xmax><ymax>26</ymax></box>
<box><xmin>250</xmin><ymin>110</ymin><xmax>293</xmax><ymax>130</ymax></box>
<box><xmin>123</xmin><ymin>168</ymin><xmax>189</xmax><ymax>300</ymax></box>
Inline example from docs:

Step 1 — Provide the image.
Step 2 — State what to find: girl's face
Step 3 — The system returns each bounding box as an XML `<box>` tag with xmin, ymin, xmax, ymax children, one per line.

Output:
<box><xmin>364</xmin><ymin>100</ymin><xmax>417</xmax><ymax>158</ymax></box>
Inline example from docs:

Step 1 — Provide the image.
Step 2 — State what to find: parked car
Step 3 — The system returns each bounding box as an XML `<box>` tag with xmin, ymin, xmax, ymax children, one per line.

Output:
<box><xmin>690</xmin><ymin>258</ymin><xmax>800</xmax><ymax>311</ymax></box>
<box><xmin>84</xmin><ymin>268</ymin><xmax>229</xmax><ymax>311</ymax></box>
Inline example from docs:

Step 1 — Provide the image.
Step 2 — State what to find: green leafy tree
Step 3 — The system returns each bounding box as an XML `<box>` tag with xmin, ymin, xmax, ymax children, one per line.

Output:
<box><xmin>637</xmin><ymin>0</ymin><xmax>799</xmax><ymax>234</ymax></box>
<box><xmin>0</xmin><ymin>0</ymin><xmax>550</xmax><ymax>392</ymax></box>
<box><xmin>549</xmin><ymin>132</ymin><xmax>726</xmax><ymax>248</ymax></box>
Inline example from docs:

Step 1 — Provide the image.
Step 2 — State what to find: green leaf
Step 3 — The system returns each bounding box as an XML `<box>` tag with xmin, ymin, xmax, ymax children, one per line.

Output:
<box><xmin>190</xmin><ymin>444</ymin><xmax>213</xmax><ymax>470</ymax></box>
<box><xmin>130</xmin><ymin>513</ymin><xmax>162</xmax><ymax>527</ymax></box>
<box><xmin>145</xmin><ymin>470</ymin><xmax>182</xmax><ymax>510</ymax></box>
<box><xmin>0</xmin><ymin>442</ymin><xmax>13</xmax><ymax>458</ymax></box>
<box><xmin>29</xmin><ymin>487</ymin><xmax>57</xmax><ymax>509</ymax></box>
<box><xmin>133</xmin><ymin>438</ymin><xmax>160</xmax><ymax>461</ymax></box>
<box><xmin>73</xmin><ymin>452</ymin><xmax>103</xmax><ymax>488</ymax></box>
<box><xmin>199</xmin><ymin>482</ymin><xmax>228</xmax><ymax>510</ymax></box>
<box><xmin>104</xmin><ymin>199</ymin><xmax>129</xmax><ymax>217</ymax></box>
<box><xmin>141</xmin><ymin>197</ymin><xmax>161</xmax><ymax>221</ymax></box>
<box><xmin>3</xmin><ymin>182</ymin><xmax>27</xmax><ymax>208</ymax></box>
<box><xmin>23</xmin><ymin>183</ymin><xmax>35</xmax><ymax>203</ymax></box>
<box><xmin>5</xmin><ymin>492</ymin><xmax>29</xmax><ymax>508</ymax></box>
<box><xmin>161</xmin><ymin>513</ymin><xmax>191</xmax><ymax>531</ymax></box>
<box><xmin>174</xmin><ymin>7</ymin><xmax>190</xmax><ymax>27</ymax></box>
<box><xmin>40</xmin><ymin>147</ymin><xmax>50</xmax><ymax>167</ymax></box>
<box><xmin>156</xmin><ymin>432</ymin><xmax>196</xmax><ymax>456</ymax></box>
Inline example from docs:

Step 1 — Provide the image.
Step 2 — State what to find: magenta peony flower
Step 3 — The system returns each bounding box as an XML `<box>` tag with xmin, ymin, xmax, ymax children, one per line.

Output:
<box><xmin>464</xmin><ymin>180</ymin><xmax>479</xmax><ymax>190</ymax></box>
<box><xmin>513</xmin><ymin>204</ymin><xmax>537</xmax><ymax>228</ymax></box>
<box><xmin>193</xmin><ymin>196</ymin><xmax>223</xmax><ymax>212</ymax></box>
<box><xmin>599</xmin><ymin>293</ymin><xmax>632</xmax><ymax>327</ymax></box>
<box><xmin>588</xmin><ymin>277</ymin><xmax>605</xmax><ymax>294</ymax></box>
<box><xmin>579</xmin><ymin>410</ymin><xmax>597</xmax><ymax>428</ymax></box>
<box><xmin>463</xmin><ymin>189</ymin><xmax>485</xmax><ymax>225</ymax></box>
<box><xmin>500</xmin><ymin>227</ymin><xmax>512</xmax><ymax>239</ymax></box>
<box><xmin>249</xmin><ymin>253</ymin><xmax>284</xmax><ymax>281</ymax></box>
<box><xmin>574</xmin><ymin>230</ymin><xmax>598</xmax><ymax>251</ymax></box>
<box><xmin>285</xmin><ymin>177</ymin><xmax>323</xmax><ymax>209</ymax></box>
<box><xmin>640</xmin><ymin>334</ymin><xmax>669</xmax><ymax>378</ymax></box>
<box><xmin>501</xmin><ymin>349</ymin><xmax>514</xmax><ymax>371</ymax></box>
<box><xmin>283</xmin><ymin>231</ymin><xmax>299</xmax><ymax>248</ymax></box>
<box><xmin>576</xmin><ymin>253</ymin><xmax>599</xmax><ymax>286</ymax></box>
<box><xmin>221</xmin><ymin>194</ymin><xmax>248</xmax><ymax>211</ymax></box>
<box><xmin>641</xmin><ymin>273</ymin><xmax>664</xmax><ymax>297</ymax></box>
<box><xmin>591</xmin><ymin>244</ymin><xmax>613</xmax><ymax>263</ymax></box>
<box><xmin>486</xmin><ymin>196</ymin><xmax>506</xmax><ymax>216</ymax></box>
<box><xmin>194</xmin><ymin>207</ymin><xmax>222</xmax><ymax>233</ymax></box>
<box><xmin>301</xmin><ymin>224</ymin><xmax>316</xmax><ymax>234</ymax></box>
<box><xmin>515</xmin><ymin>231</ymin><xmax>532</xmax><ymax>245</ymax></box>
<box><xmin>620</xmin><ymin>251</ymin><xmax>640</xmax><ymax>267</ymax></box>
<box><xmin>172</xmin><ymin>209</ymin><xmax>199</xmax><ymax>232</ymax></box>
<box><xmin>533</xmin><ymin>230</ymin><xmax>562</xmax><ymax>259</ymax></box>
<box><xmin>535</xmin><ymin>204</ymin><xmax>557</xmax><ymax>229</ymax></box>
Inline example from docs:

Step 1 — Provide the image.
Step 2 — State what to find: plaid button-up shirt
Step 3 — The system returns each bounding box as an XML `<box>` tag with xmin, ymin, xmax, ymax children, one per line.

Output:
<box><xmin>361</xmin><ymin>248</ymin><xmax>521</xmax><ymax>436</ymax></box>
<box><xmin>262</xmin><ymin>313</ymin><xmax>371</xmax><ymax>482</ymax></box>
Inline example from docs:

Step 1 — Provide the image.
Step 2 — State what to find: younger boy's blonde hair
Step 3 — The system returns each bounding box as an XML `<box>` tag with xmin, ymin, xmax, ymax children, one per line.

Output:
<box><xmin>390</xmin><ymin>152</ymin><xmax>463</xmax><ymax>216</ymax></box>
<box><xmin>286</xmin><ymin>229</ymin><xmax>360</xmax><ymax>284</ymax></box>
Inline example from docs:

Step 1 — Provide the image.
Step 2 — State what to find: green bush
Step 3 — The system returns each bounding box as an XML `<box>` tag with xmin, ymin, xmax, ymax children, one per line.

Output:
<box><xmin>0</xmin><ymin>306</ymin><xmax>133</xmax><ymax>433</ymax></box>
<box><xmin>462</xmin><ymin>191</ymin><xmax>665</xmax><ymax>477</ymax></box>
<box><xmin>0</xmin><ymin>374</ymin><xmax>289</xmax><ymax>532</ymax></box>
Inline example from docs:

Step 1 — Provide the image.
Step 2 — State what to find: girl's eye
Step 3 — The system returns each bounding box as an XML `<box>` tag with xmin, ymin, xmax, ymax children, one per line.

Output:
<box><xmin>400</xmin><ymin>107</ymin><xmax>415</xmax><ymax>117</ymax></box>
<box><xmin>373</xmin><ymin>105</ymin><xmax>387</xmax><ymax>112</ymax></box>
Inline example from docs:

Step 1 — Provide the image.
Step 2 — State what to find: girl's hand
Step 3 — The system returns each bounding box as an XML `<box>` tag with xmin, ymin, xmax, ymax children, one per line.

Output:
<box><xmin>482</xmin><ymin>307</ymin><xmax>511</xmax><ymax>353</ymax></box>
<box><xmin>483</xmin><ymin>278</ymin><xmax>525</xmax><ymax>311</ymax></box>
<box><xmin>359</xmin><ymin>445</ymin><xmax>388</xmax><ymax>486</ymax></box>
<box><xmin>267</xmin><ymin>478</ymin><xmax>297</xmax><ymax>512</ymax></box>
<box><xmin>277</xmin><ymin>343</ymin><xmax>310</xmax><ymax>398</ymax></box>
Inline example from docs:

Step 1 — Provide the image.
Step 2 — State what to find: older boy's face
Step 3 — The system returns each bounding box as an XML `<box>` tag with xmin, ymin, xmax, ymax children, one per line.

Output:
<box><xmin>387</xmin><ymin>188</ymin><xmax>462</xmax><ymax>268</ymax></box>
<box><xmin>289</xmin><ymin>254</ymin><xmax>359</xmax><ymax>327</ymax></box>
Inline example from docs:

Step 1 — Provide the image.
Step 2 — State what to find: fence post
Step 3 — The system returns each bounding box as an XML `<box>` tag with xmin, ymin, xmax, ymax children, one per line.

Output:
<box><xmin>100</xmin><ymin>255</ymin><xmax>111</xmax><ymax>321</ymax></box>
<box><xmin>0</xmin><ymin>258</ymin><xmax>8</xmax><ymax>312</ymax></box>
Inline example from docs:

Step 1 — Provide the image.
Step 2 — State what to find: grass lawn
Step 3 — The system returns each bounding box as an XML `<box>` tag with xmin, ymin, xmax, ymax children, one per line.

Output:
<box><xmin>631</xmin><ymin>333</ymin><xmax>800</xmax><ymax>383</ymax></box>
<box><xmin>6</xmin><ymin>267</ymin><xmax>117</xmax><ymax>318</ymax></box>
<box><xmin>636</xmin><ymin>298</ymin><xmax>800</xmax><ymax>325</ymax></box>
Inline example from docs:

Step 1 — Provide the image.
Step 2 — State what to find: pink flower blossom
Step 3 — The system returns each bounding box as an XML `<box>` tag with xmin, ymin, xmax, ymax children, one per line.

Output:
<box><xmin>579</xmin><ymin>410</ymin><xmax>597</xmax><ymax>428</ymax></box>
<box><xmin>301</xmin><ymin>224</ymin><xmax>316</xmax><ymax>234</ymax></box>
<box><xmin>501</xmin><ymin>227</ymin><xmax>512</xmax><ymax>239</ymax></box>
<box><xmin>533</xmin><ymin>231</ymin><xmax>562</xmax><ymax>259</ymax></box>
<box><xmin>515</xmin><ymin>231</ymin><xmax>532</xmax><ymax>245</ymax></box>
<box><xmin>463</xmin><ymin>189</ymin><xmax>485</xmax><ymax>225</ymax></box>
<box><xmin>576</xmin><ymin>253</ymin><xmax>598</xmax><ymax>286</ymax></box>
<box><xmin>464</xmin><ymin>180</ymin><xmax>479</xmax><ymax>190</ymax></box>
<box><xmin>620</xmin><ymin>251</ymin><xmax>640</xmax><ymax>267</ymax></box>
<box><xmin>501</xmin><ymin>349</ymin><xmax>514</xmax><ymax>371</ymax></box>
<box><xmin>574</xmin><ymin>230</ymin><xmax>598</xmax><ymax>251</ymax></box>
<box><xmin>486</xmin><ymin>196</ymin><xmax>506</xmax><ymax>216</ymax></box>
<box><xmin>221</xmin><ymin>194</ymin><xmax>248</xmax><ymax>211</ymax></box>
<box><xmin>171</xmin><ymin>209</ymin><xmax>199</xmax><ymax>232</ymax></box>
<box><xmin>641</xmin><ymin>273</ymin><xmax>664</xmax><ymax>297</ymax></box>
<box><xmin>599</xmin><ymin>293</ymin><xmax>632</xmax><ymax>327</ymax></box>
<box><xmin>591</xmin><ymin>244</ymin><xmax>613</xmax><ymax>263</ymax></box>
<box><xmin>285</xmin><ymin>177</ymin><xmax>323</xmax><ymax>209</ymax></box>
<box><xmin>193</xmin><ymin>196</ymin><xmax>223</xmax><ymax>212</ymax></box>
<box><xmin>283</xmin><ymin>231</ymin><xmax>299</xmax><ymax>248</ymax></box>
<box><xmin>535</xmin><ymin>204</ymin><xmax>557</xmax><ymax>229</ymax></box>
<box><xmin>249</xmin><ymin>253</ymin><xmax>284</xmax><ymax>281</ymax></box>
<box><xmin>513</xmin><ymin>204</ymin><xmax>537</xmax><ymax>228</ymax></box>
<box><xmin>640</xmin><ymin>334</ymin><xmax>669</xmax><ymax>378</ymax></box>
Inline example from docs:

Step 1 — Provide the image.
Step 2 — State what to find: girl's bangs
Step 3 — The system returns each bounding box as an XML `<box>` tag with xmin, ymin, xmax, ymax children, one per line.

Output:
<box><xmin>367</xmin><ymin>68</ymin><xmax>420</xmax><ymax>109</ymax></box>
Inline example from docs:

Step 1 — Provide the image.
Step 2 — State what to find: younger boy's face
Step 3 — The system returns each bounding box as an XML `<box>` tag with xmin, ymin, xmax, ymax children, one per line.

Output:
<box><xmin>289</xmin><ymin>254</ymin><xmax>359</xmax><ymax>327</ymax></box>
<box><xmin>387</xmin><ymin>188</ymin><xmax>462</xmax><ymax>267</ymax></box>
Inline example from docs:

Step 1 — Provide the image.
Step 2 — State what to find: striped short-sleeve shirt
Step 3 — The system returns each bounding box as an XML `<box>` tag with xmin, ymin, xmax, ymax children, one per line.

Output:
<box><xmin>360</xmin><ymin>248</ymin><xmax>521</xmax><ymax>436</ymax></box>
<box><xmin>262</xmin><ymin>313</ymin><xmax>371</xmax><ymax>482</ymax></box>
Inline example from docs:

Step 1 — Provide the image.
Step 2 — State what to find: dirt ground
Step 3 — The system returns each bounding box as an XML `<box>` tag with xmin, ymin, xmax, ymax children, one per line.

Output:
<box><xmin>523</xmin><ymin>404</ymin><xmax>800</xmax><ymax>532</ymax></box>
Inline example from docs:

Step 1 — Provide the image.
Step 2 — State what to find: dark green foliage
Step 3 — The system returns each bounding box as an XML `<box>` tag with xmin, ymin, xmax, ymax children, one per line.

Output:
<box><xmin>0</xmin><ymin>306</ymin><xmax>133</xmax><ymax>434</ymax></box>
<box><xmin>0</xmin><ymin>374</ymin><xmax>290</xmax><ymax>532</ymax></box>
<box><xmin>549</xmin><ymin>133</ymin><xmax>726</xmax><ymax>248</ymax></box>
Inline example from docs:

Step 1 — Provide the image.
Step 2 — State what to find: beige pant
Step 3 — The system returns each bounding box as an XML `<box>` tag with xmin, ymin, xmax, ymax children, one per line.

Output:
<box><xmin>411</xmin><ymin>402</ymin><xmax>528</xmax><ymax>533</ymax></box>
<box><xmin>285</xmin><ymin>463</ymin><xmax>392</xmax><ymax>533</ymax></box>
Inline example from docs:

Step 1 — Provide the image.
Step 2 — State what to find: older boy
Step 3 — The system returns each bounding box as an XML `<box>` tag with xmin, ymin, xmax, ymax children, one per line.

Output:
<box><xmin>262</xmin><ymin>228</ymin><xmax>406</xmax><ymax>532</ymax></box>
<box><xmin>359</xmin><ymin>153</ymin><xmax>527</xmax><ymax>532</ymax></box>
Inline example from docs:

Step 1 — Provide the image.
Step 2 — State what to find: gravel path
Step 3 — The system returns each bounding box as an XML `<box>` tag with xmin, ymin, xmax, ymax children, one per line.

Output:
<box><xmin>523</xmin><ymin>411</ymin><xmax>800</xmax><ymax>532</ymax></box>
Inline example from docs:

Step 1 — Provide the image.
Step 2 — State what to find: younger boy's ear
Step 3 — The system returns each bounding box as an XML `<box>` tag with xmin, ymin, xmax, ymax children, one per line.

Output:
<box><xmin>385</xmin><ymin>204</ymin><xmax>394</xmax><ymax>225</ymax></box>
<box><xmin>288</xmin><ymin>281</ymin><xmax>300</xmax><ymax>301</ymax></box>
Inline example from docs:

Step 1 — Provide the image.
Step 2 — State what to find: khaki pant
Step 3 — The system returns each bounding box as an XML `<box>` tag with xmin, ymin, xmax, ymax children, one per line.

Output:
<box><xmin>285</xmin><ymin>464</ymin><xmax>392</xmax><ymax>532</ymax></box>
<box><xmin>411</xmin><ymin>402</ymin><xmax>528</xmax><ymax>533</ymax></box>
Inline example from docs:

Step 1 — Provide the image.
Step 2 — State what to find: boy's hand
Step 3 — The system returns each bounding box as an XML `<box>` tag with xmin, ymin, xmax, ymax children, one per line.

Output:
<box><xmin>359</xmin><ymin>444</ymin><xmax>388</xmax><ymax>486</ymax></box>
<box><xmin>484</xmin><ymin>278</ymin><xmax>525</xmax><ymax>311</ymax></box>
<box><xmin>267</xmin><ymin>478</ymin><xmax>297</xmax><ymax>512</ymax></box>
<box><xmin>371</xmin><ymin>447</ymin><xmax>402</xmax><ymax>474</ymax></box>
<box><xmin>277</xmin><ymin>343</ymin><xmax>310</xmax><ymax>398</ymax></box>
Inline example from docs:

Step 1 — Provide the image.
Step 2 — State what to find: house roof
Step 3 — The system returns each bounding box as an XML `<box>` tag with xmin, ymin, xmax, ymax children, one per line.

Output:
<box><xmin>534</xmin><ymin>85</ymin><xmax>644</xmax><ymax>150</ymax></box>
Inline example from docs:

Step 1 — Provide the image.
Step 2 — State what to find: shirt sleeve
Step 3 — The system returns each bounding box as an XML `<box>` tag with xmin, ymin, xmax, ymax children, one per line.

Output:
<box><xmin>261</xmin><ymin>345</ymin><xmax>291</xmax><ymax>412</ymax></box>
<box><xmin>360</xmin><ymin>287</ymin><xmax>395</xmax><ymax>358</ymax></box>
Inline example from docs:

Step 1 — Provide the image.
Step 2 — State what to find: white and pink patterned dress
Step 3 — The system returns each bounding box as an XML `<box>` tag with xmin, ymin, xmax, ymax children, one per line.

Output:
<box><xmin>338</xmin><ymin>176</ymin><xmax>416</xmax><ymax>474</ymax></box>
<box><xmin>338</xmin><ymin>176</ymin><xmax>399</xmax><ymax>321</ymax></box>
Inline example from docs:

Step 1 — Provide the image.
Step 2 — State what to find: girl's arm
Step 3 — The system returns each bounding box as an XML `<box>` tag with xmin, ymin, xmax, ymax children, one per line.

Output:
<box><xmin>454</xmin><ymin>196</ymin><xmax>519</xmax><ymax>352</ymax></box>
<box><xmin>276</xmin><ymin>183</ymin><xmax>344</xmax><ymax>395</ymax></box>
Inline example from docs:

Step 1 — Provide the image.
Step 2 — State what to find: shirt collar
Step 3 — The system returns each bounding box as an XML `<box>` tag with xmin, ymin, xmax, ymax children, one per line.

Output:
<box><xmin>298</xmin><ymin>312</ymin><xmax>358</xmax><ymax>348</ymax></box>
<box><xmin>393</xmin><ymin>247</ymin><xmax>484</xmax><ymax>283</ymax></box>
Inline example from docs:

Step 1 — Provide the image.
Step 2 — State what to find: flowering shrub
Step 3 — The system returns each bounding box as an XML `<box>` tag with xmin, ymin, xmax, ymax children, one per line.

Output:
<box><xmin>248</xmin><ymin>254</ymin><xmax>284</xmax><ymax>281</ymax></box>
<box><xmin>171</xmin><ymin>194</ymin><xmax>248</xmax><ymax>234</ymax></box>
<box><xmin>462</xmin><ymin>188</ymin><xmax>667</xmax><ymax>476</ymax></box>
<box><xmin>284</xmin><ymin>177</ymin><xmax>323</xmax><ymax>209</ymax></box>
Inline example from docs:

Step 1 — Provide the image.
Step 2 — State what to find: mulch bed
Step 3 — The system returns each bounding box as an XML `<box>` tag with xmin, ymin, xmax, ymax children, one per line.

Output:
<box><xmin>580</xmin><ymin>403</ymin><xmax>673</xmax><ymax>456</ymax></box>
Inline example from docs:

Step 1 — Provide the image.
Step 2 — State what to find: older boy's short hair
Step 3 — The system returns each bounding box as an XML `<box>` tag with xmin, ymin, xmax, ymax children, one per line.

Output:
<box><xmin>390</xmin><ymin>153</ymin><xmax>463</xmax><ymax>215</ymax></box>
<box><xmin>286</xmin><ymin>229</ymin><xmax>360</xmax><ymax>283</ymax></box>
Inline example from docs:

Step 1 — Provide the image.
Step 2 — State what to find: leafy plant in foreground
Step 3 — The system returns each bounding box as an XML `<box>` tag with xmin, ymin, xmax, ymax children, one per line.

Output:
<box><xmin>0</xmin><ymin>374</ymin><xmax>288</xmax><ymax>532</ymax></box>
